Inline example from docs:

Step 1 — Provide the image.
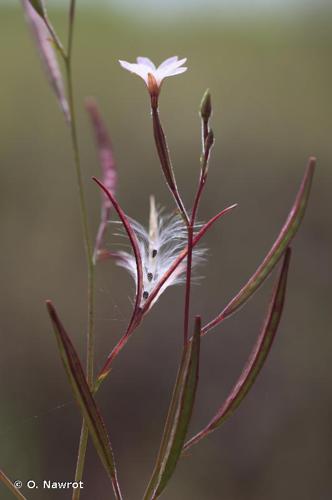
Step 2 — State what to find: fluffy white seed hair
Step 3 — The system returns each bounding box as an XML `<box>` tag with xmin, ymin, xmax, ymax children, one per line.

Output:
<box><xmin>111</xmin><ymin>196</ymin><xmax>206</xmax><ymax>307</ymax></box>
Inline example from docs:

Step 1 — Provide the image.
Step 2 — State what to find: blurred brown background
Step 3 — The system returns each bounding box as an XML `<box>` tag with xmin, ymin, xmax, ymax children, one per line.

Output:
<box><xmin>0</xmin><ymin>1</ymin><xmax>331</xmax><ymax>499</ymax></box>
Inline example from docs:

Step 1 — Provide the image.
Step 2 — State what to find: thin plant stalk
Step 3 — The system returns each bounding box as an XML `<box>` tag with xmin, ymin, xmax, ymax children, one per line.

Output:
<box><xmin>73</xmin><ymin>424</ymin><xmax>89</xmax><ymax>500</ymax></box>
<box><xmin>183</xmin><ymin>178</ymin><xmax>204</xmax><ymax>345</ymax></box>
<box><xmin>183</xmin><ymin>178</ymin><xmax>205</xmax><ymax>345</ymax></box>
<box><xmin>64</xmin><ymin>55</ymin><xmax>95</xmax><ymax>389</ymax></box>
<box><xmin>149</xmin><ymin>97</ymin><xmax>193</xmax><ymax>344</ymax></box>
<box><xmin>23</xmin><ymin>0</ymin><xmax>95</xmax><ymax>493</ymax></box>
<box><xmin>52</xmin><ymin>0</ymin><xmax>96</xmax><ymax>495</ymax></box>
<box><xmin>183</xmin><ymin>103</ymin><xmax>213</xmax><ymax>345</ymax></box>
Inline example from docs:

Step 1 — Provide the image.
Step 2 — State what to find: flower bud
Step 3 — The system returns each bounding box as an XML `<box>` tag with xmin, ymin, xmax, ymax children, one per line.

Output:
<box><xmin>200</xmin><ymin>89</ymin><xmax>212</xmax><ymax>122</ymax></box>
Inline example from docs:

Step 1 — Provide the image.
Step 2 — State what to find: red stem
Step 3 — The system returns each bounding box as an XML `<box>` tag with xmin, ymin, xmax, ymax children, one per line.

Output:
<box><xmin>183</xmin><ymin>171</ymin><xmax>207</xmax><ymax>343</ymax></box>
<box><xmin>183</xmin><ymin>118</ymin><xmax>212</xmax><ymax>343</ymax></box>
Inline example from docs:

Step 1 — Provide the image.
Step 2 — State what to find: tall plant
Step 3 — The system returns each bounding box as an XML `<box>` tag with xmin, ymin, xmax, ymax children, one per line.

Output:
<box><xmin>1</xmin><ymin>2</ymin><xmax>316</xmax><ymax>498</ymax></box>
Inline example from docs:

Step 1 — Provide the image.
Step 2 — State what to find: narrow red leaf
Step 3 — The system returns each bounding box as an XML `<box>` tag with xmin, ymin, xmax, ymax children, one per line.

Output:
<box><xmin>93</xmin><ymin>178</ymin><xmax>143</xmax><ymax>384</ymax></box>
<box><xmin>183</xmin><ymin>248</ymin><xmax>291</xmax><ymax>453</ymax></box>
<box><xmin>46</xmin><ymin>301</ymin><xmax>122</xmax><ymax>500</ymax></box>
<box><xmin>21</xmin><ymin>0</ymin><xmax>70</xmax><ymax>123</ymax></box>
<box><xmin>202</xmin><ymin>157</ymin><xmax>315</xmax><ymax>335</ymax></box>
<box><xmin>93</xmin><ymin>178</ymin><xmax>143</xmax><ymax>311</ymax></box>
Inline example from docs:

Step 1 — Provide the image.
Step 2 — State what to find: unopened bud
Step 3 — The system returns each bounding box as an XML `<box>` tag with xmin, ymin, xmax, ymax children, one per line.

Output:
<box><xmin>200</xmin><ymin>89</ymin><xmax>212</xmax><ymax>122</ymax></box>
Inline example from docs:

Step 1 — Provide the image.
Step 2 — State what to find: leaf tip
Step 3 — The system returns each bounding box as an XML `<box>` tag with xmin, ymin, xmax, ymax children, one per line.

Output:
<box><xmin>45</xmin><ymin>299</ymin><xmax>53</xmax><ymax>313</ymax></box>
<box><xmin>307</xmin><ymin>155</ymin><xmax>317</xmax><ymax>174</ymax></box>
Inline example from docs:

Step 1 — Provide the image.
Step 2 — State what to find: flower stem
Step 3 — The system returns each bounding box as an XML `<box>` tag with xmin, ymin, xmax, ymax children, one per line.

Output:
<box><xmin>65</xmin><ymin>58</ymin><xmax>96</xmax><ymax>388</ymax></box>
<box><xmin>72</xmin><ymin>422</ymin><xmax>89</xmax><ymax>500</ymax></box>
<box><xmin>183</xmin><ymin>107</ymin><xmax>213</xmax><ymax>344</ymax></box>
<box><xmin>60</xmin><ymin>1</ymin><xmax>96</xmax><ymax>496</ymax></box>
<box><xmin>183</xmin><ymin>182</ymin><xmax>204</xmax><ymax>345</ymax></box>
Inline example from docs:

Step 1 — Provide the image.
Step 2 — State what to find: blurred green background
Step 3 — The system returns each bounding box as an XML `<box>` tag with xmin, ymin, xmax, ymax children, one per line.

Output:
<box><xmin>0</xmin><ymin>1</ymin><xmax>331</xmax><ymax>499</ymax></box>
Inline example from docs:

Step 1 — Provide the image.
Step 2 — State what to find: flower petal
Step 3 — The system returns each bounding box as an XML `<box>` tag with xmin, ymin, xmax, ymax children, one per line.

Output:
<box><xmin>157</xmin><ymin>58</ymin><xmax>187</xmax><ymax>80</ymax></box>
<box><xmin>119</xmin><ymin>56</ymin><xmax>188</xmax><ymax>93</ymax></box>
<box><xmin>136</xmin><ymin>57</ymin><xmax>156</xmax><ymax>70</ymax></box>
<box><xmin>156</xmin><ymin>66</ymin><xmax>187</xmax><ymax>83</ymax></box>
<box><xmin>158</xmin><ymin>56</ymin><xmax>179</xmax><ymax>70</ymax></box>
<box><xmin>119</xmin><ymin>60</ymin><xmax>149</xmax><ymax>83</ymax></box>
<box><xmin>168</xmin><ymin>67</ymin><xmax>188</xmax><ymax>77</ymax></box>
<box><xmin>160</xmin><ymin>57</ymin><xmax>187</xmax><ymax>73</ymax></box>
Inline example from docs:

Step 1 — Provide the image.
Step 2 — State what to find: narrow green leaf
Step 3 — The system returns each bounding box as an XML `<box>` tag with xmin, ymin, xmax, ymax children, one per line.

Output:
<box><xmin>46</xmin><ymin>301</ymin><xmax>122</xmax><ymax>500</ymax></box>
<box><xmin>144</xmin><ymin>317</ymin><xmax>201</xmax><ymax>500</ymax></box>
<box><xmin>202</xmin><ymin>157</ymin><xmax>315</xmax><ymax>335</ymax></box>
<box><xmin>0</xmin><ymin>469</ymin><xmax>27</xmax><ymax>500</ymax></box>
<box><xmin>183</xmin><ymin>248</ymin><xmax>291</xmax><ymax>453</ymax></box>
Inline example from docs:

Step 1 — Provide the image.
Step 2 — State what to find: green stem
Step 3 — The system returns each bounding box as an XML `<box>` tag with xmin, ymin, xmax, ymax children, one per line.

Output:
<box><xmin>61</xmin><ymin>1</ymin><xmax>96</xmax><ymax>496</ymax></box>
<box><xmin>65</xmin><ymin>58</ymin><xmax>95</xmax><ymax>387</ymax></box>
<box><xmin>72</xmin><ymin>422</ymin><xmax>89</xmax><ymax>500</ymax></box>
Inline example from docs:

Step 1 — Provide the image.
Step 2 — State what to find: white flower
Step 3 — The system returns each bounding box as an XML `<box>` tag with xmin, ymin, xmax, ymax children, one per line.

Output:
<box><xmin>111</xmin><ymin>196</ymin><xmax>205</xmax><ymax>308</ymax></box>
<box><xmin>119</xmin><ymin>56</ymin><xmax>187</xmax><ymax>97</ymax></box>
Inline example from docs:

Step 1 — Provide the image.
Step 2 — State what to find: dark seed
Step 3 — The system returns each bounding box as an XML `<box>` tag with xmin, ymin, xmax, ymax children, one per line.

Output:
<box><xmin>147</xmin><ymin>272</ymin><xmax>153</xmax><ymax>282</ymax></box>
<box><xmin>152</xmin><ymin>249</ymin><xmax>157</xmax><ymax>258</ymax></box>
<box><xmin>143</xmin><ymin>291</ymin><xmax>149</xmax><ymax>299</ymax></box>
